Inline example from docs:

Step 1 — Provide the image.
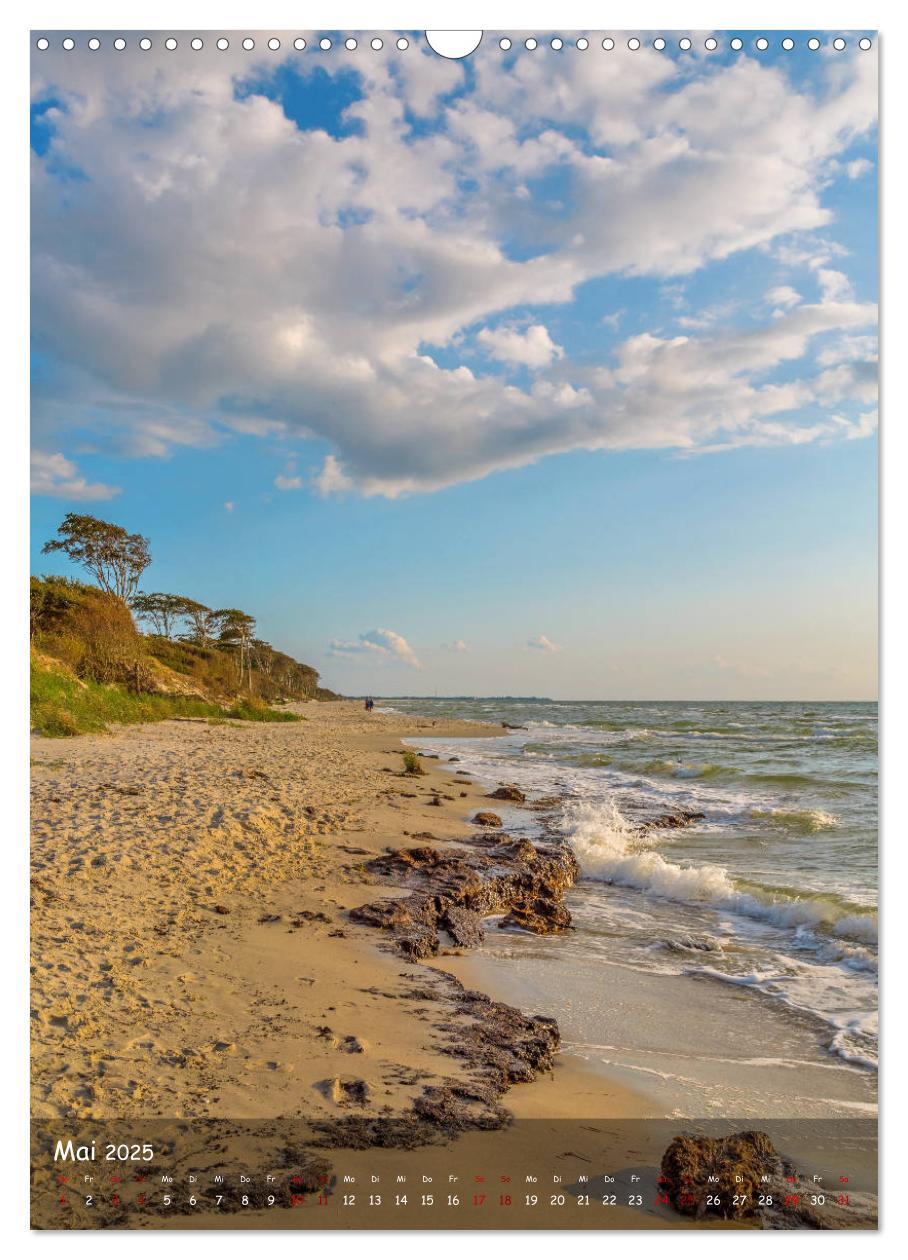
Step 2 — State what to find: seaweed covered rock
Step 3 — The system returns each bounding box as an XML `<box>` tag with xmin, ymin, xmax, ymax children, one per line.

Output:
<box><xmin>487</xmin><ymin>785</ymin><xmax>526</xmax><ymax>803</ymax></box>
<box><xmin>661</xmin><ymin>1130</ymin><xmax>780</xmax><ymax>1219</ymax></box>
<box><xmin>349</xmin><ymin>838</ymin><xmax>578</xmax><ymax>959</ymax></box>
<box><xmin>659</xmin><ymin>1130</ymin><xmax>874</xmax><ymax>1228</ymax></box>
<box><xmin>499</xmin><ymin>897</ymin><xmax>573</xmax><ymax>934</ymax></box>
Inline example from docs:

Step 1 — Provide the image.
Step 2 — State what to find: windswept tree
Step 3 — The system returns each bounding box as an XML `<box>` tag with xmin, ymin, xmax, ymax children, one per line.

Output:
<box><xmin>43</xmin><ymin>514</ymin><xmax>151</xmax><ymax>602</ymax></box>
<box><xmin>130</xmin><ymin>592</ymin><xmax>215</xmax><ymax>643</ymax></box>
<box><xmin>179</xmin><ymin>598</ymin><xmax>214</xmax><ymax>647</ymax></box>
<box><xmin>250</xmin><ymin>638</ymin><xmax>275</xmax><ymax>679</ymax></box>
<box><xmin>130</xmin><ymin>592</ymin><xmax>190</xmax><ymax>639</ymax></box>
<box><xmin>211</xmin><ymin>608</ymin><xmax>256</xmax><ymax>687</ymax></box>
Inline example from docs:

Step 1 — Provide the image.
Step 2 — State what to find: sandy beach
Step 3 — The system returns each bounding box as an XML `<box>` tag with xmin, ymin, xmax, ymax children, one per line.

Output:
<box><xmin>30</xmin><ymin>701</ymin><xmax>875</xmax><ymax>1230</ymax></box>
<box><xmin>32</xmin><ymin>700</ymin><xmax>679</xmax><ymax>1228</ymax></box>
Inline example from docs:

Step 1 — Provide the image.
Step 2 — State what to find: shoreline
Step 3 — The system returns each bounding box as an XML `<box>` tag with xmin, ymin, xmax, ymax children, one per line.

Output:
<box><xmin>30</xmin><ymin>700</ymin><xmax>875</xmax><ymax>1229</ymax></box>
<box><xmin>30</xmin><ymin>703</ymin><xmax>648</xmax><ymax>1120</ymax></box>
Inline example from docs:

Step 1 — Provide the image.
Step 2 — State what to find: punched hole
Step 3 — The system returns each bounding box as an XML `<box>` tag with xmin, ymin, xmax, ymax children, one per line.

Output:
<box><xmin>424</xmin><ymin>31</ymin><xmax>480</xmax><ymax>58</ymax></box>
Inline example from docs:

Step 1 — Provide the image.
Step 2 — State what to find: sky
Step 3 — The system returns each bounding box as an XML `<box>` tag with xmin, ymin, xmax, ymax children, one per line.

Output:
<box><xmin>30</xmin><ymin>31</ymin><xmax>878</xmax><ymax>700</ymax></box>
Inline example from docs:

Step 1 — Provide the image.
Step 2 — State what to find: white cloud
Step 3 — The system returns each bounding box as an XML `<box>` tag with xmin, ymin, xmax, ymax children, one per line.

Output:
<box><xmin>30</xmin><ymin>43</ymin><xmax>878</xmax><ymax>497</ymax></box>
<box><xmin>477</xmin><ymin>323</ymin><xmax>564</xmax><ymax>368</ymax></box>
<box><xmin>846</xmin><ymin>158</ymin><xmax>873</xmax><ymax>179</ymax></box>
<box><xmin>274</xmin><ymin>473</ymin><xmax>303</xmax><ymax>491</ymax></box>
<box><xmin>223</xmin><ymin>501</ymin><xmax>235</xmax><ymax>512</ymax></box>
<box><xmin>329</xmin><ymin>628</ymin><xmax>422</xmax><ymax>669</ymax></box>
<box><xmin>314</xmin><ymin>455</ymin><xmax>354</xmax><ymax>496</ymax></box>
<box><xmin>30</xmin><ymin>450</ymin><xmax>119</xmax><ymax>501</ymax></box>
<box><xmin>527</xmin><ymin>634</ymin><xmax>560</xmax><ymax>653</ymax></box>
<box><xmin>443</xmin><ymin>639</ymin><xmax>469</xmax><ymax>653</ymax></box>
<box><xmin>816</xmin><ymin>268</ymin><xmax>853</xmax><ymax>302</ymax></box>
<box><xmin>765</xmin><ymin>285</ymin><xmax>802</xmax><ymax>309</ymax></box>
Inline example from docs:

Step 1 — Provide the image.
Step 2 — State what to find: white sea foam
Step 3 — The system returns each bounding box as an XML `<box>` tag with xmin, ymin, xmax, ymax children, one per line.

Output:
<box><xmin>565</xmin><ymin>799</ymin><xmax>877</xmax><ymax>945</ymax></box>
<box><xmin>686</xmin><ymin>964</ymin><xmax>878</xmax><ymax>1070</ymax></box>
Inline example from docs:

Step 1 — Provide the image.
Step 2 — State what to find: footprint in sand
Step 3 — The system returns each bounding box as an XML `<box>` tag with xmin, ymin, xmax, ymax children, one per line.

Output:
<box><xmin>315</xmin><ymin>1076</ymin><xmax>371</xmax><ymax>1107</ymax></box>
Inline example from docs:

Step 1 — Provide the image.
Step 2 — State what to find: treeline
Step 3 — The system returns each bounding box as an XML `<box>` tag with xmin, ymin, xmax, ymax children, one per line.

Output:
<box><xmin>31</xmin><ymin>513</ymin><xmax>335</xmax><ymax>706</ymax></box>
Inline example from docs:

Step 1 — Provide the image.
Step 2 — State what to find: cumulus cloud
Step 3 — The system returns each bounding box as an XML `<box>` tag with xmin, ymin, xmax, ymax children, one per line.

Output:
<box><xmin>477</xmin><ymin>323</ymin><xmax>563</xmax><ymax>368</ymax></box>
<box><xmin>847</xmin><ymin>158</ymin><xmax>873</xmax><ymax>179</ymax></box>
<box><xmin>30</xmin><ymin>40</ymin><xmax>877</xmax><ymax>497</ymax></box>
<box><xmin>816</xmin><ymin>268</ymin><xmax>854</xmax><ymax>302</ymax></box>
<box><xmin>314</xmin><ymin>455</ymin><xmax>354</xmax><ymax>496</ymax></box>
<box><xmin>443</xmin><ymin>639</ymin><xmax>469</xmax><ymax>653</ymax></box>
<box><xmin>527</xmin><ymin>634</ymin><xmax>560</xmax><ymax>653</ymax></box>
<box><xmin>329</xmin><ymin>628</ymin><xmax>422</xmax><ymax>669</ymax></box>
<box><xmin>766</xmin><ymin>285</ymin><xmax>802</xmax><ymax>310</ymax></box>
<box><xmin>30</xmin><ymin>450</ymin><xmax>119</xmax><ymax>500</ymax></box>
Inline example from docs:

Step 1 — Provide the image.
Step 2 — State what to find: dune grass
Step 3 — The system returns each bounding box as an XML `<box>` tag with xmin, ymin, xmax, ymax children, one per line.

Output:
<box><xmin>225</xmin><ymin>697</ymin><xmax>302</xmax><ymax>723</ymax></box>
<box><xmin>31</xmin><ymin>660</ymin><xmax>303</xmax><ymax>737</ymax></box>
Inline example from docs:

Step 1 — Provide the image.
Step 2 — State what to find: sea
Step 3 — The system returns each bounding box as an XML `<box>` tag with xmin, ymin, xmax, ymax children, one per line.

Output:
<box><xmin>382</xmin><ymin>698</ymin><xmax>878</xmax><ymax>1119</ymax></box>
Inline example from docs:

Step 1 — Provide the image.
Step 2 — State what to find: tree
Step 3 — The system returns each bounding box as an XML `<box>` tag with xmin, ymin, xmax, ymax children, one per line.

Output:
<box><xmin>130</xmin><ymin>592</ymin><xmax>185</xmax><ymax>639</ymax></box>
<box><xmin>211</xmin><ymin>608</ymin><xmax>256</xmax><ymax>687</ymax></box>
<box><xmin>43</xmin><ymin>514</ymin><xmax>151</xmax><ymax>602</ymax></box>
<box><xmin>179</xmin><ymin>598</ymin><xmax>214</xmax><ymax>646</ymax></box>
<box><xmin>130</xmin><ymin>592</ymin><xmax>214</xmax><ymax>642</ymax></box>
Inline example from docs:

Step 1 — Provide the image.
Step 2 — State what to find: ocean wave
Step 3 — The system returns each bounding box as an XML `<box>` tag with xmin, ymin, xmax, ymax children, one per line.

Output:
<box><xmin>749</xmin><ymin>806</ymin><xmax>840</xmax><ymax>833</ymax></box>
<box><xmin>640</xmin><ymin>759</ymin><xmax>727</xmax><ymax>780</ymax></box>
<box><xmin>684</xmin><ymin>965</ymin><xmax>878</xmax><ymax>1070</ymax></box>
<box><xmin>564</xmin><ymin>800</ymin><xmax>877</xmax><ymax>945</ymax></box>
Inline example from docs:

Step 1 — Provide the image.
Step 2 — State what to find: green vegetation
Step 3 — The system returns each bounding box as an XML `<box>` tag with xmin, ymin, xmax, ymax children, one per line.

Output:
<box><xmin>225</xmin><ymin>697</ymin><xmax>301</xmax><ymax>723</ymax></box>
<box><xmin>402</xmin><ymin>749</ymin><xmax>425</xmax><ymax>775</ymax></box>
<box><xmin>32</xmin><ymin>657</ymin><xmax>222</xmax><ymax>737</ymax></box>
<box><xmin>31</xmin><ymin>512</ymin><xmax>336</xmax><ymax>737</ymax></box>
<box><xmin>31</xmin><ymin>655</ymin><xmax>305</xmax><ymax>738</ymax></box>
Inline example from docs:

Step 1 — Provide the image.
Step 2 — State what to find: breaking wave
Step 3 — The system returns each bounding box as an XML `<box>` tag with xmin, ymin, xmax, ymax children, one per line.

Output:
<box><xmin>565</xmin><ymin>800</ymin><xmax>876</xmax><ymax>945</ymax></box>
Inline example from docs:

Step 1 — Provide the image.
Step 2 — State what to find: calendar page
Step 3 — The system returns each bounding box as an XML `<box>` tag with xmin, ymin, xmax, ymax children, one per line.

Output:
<box><xmin>29</xmin><ymin>27</ymin><xmax>879</xmax><ymax>1231</ymax></box>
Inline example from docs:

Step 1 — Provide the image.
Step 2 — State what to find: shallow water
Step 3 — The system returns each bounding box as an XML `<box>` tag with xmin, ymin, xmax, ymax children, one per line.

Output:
<box><xmin>387</xmin><ymin>698</ymin><xmax>878</xmax><ymax>1113</ymax></box>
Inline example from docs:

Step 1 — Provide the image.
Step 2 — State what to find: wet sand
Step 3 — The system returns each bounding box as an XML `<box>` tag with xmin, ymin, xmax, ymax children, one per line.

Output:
<box><xmin>31</xmin><ymin>701</ymin><xmax>873</xmax><ymax>1230</ymax></box>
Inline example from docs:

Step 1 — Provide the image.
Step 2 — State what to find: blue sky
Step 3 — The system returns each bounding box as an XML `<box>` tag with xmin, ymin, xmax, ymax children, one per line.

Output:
<box><xmin>30</xmin><ymin>32</ymin><xmax>878</xmax><ymax>699</ymax></box>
